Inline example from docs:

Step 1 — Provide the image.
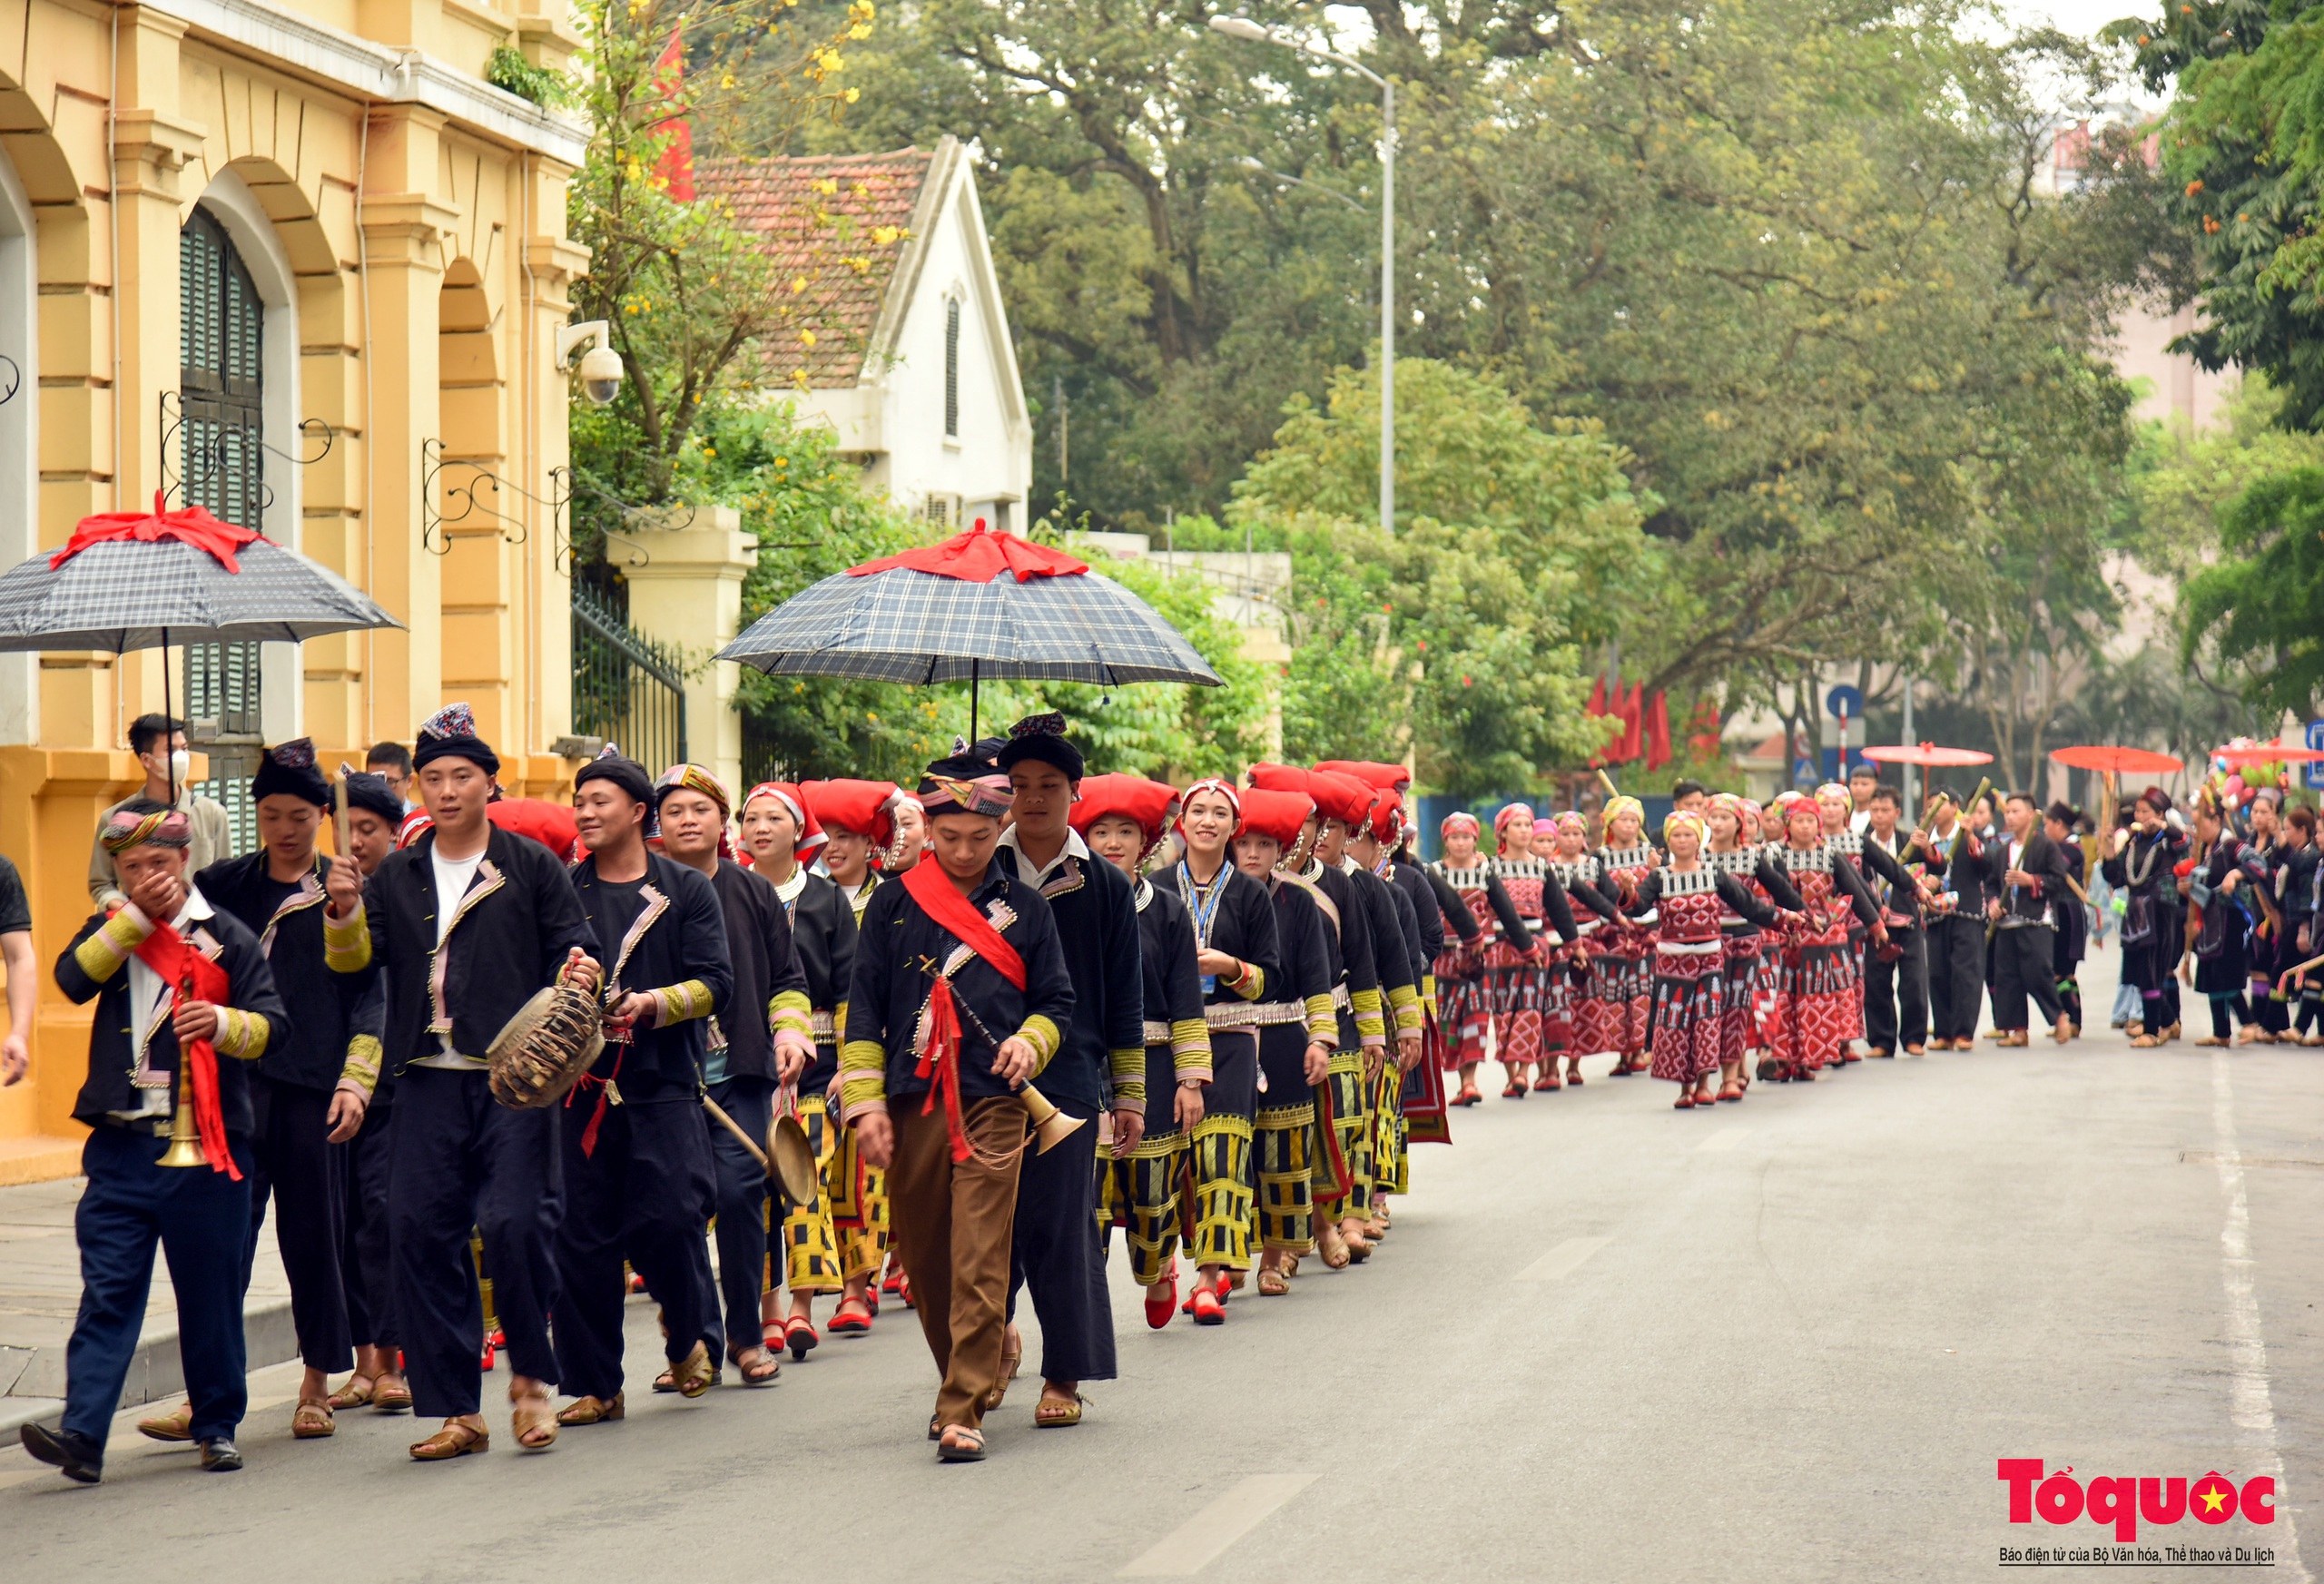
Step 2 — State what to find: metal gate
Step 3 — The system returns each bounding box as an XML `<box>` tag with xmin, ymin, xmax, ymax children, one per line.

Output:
<box><xmin>571</xmin><ymin>581</ymin><xmax>687</xmax><ymax>772</ymax></box>
<box><xmin>180</xmin><ymin>208</ymin><xmax>266</xmax><ymax>853</ymax></box>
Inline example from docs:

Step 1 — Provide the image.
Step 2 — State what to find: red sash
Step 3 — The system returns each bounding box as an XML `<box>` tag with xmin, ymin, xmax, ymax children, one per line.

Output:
<box><xmin>899</xmin><ymin>862</ymin><xmax>1027</xmax><ymax>1162</ymax></box>
<box><xmin>133</xmin><ymin>920</ymin><xmax>241</xmax><ymax>1178</ymax></box>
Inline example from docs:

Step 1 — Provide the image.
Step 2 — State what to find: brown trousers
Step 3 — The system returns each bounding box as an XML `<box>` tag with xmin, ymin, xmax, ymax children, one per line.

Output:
<box><xmin>887</xmin><ymin>1097</ymin><xmax>1028</xmax><ymax>1431</ymax></box>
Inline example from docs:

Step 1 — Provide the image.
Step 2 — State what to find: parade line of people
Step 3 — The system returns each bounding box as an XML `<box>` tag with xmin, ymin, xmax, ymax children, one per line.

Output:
<box><xmin>13</xmin><ymin>711</ymin><xmax>2254</xmax><ymax>1477</ymax></box>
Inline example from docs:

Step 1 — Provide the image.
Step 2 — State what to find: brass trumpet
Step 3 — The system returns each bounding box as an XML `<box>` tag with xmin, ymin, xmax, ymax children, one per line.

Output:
<box><xmin>157</xmin><ymin>970</ymin><xmax>207</xmax><ymax>1168</ymax></box>
<box><xmin>1019</xmin><ymin>1084</ymin><xmax>1084</xmax><ymax>1155</ymax></box>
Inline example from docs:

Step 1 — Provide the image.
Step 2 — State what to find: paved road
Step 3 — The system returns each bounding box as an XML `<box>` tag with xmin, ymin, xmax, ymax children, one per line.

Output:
<box><xmin>4</xmin><ymin>947</ymin><xmax>2318</xmax><ymax>1582</ymax></box>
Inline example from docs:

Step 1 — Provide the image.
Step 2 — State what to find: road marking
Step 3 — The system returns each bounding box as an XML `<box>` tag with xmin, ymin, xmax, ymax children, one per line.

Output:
<box><xmin>1697</xmin><ymin>1126</ymin><xmax>1748</xmax><ymax>1153</ymax></box>
<box><xmin>1118</xmin><ymin>1473</ymin><xmax>1318</xmax><ymax>1577</ymax></box>
<box><xmin>2210</xmin><ymin>1054</ymin><xmax>2311</xmax><ymax>1583</ymax></box>
<box><xmin>1512</xmin><ymin>1235</ymin><xmax>1610</xmax><ymax>1282</ymax></box>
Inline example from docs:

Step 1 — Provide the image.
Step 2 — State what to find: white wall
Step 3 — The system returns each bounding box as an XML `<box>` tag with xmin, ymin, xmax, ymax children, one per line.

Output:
<box><xmin>0</xmin><ymin>149</ymin><xmax>35</xmax><ymax>744</ymax></box>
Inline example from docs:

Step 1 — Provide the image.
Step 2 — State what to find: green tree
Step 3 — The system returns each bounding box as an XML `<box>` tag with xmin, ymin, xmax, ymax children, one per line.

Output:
<box><xmin>2181</xmin><ymin>467</ymin><xmax>2324</xmax><ymax>714</ymax></box>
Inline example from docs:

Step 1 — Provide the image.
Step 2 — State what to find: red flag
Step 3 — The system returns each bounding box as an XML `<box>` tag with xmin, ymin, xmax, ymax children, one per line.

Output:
<box><xmin>1685</xmin><ymin>697</ymin><xmax>1721</xmax><ymax>760</ymax></box>
<box><xmin>653</xmin><ymin>27</ymin><xmax>695</xmax><ymax>202</ymax></box>
<box><xmin>1645</xmin><ymin>690</ymin><xmax>1673</xmax><ymax>771</ymax></box>
<box><xmin>1619</xmin><ymin>683</ymin><xmax>1645</xmax><ymax>762</ymax></box>
<box><xmin>1585</xmin><ymin>674</ymin><xmax>1608</xmax><ymax>718</ymax></box>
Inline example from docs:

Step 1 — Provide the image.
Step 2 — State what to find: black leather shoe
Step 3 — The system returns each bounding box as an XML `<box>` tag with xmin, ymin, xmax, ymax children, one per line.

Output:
<box><xmin>197</xmin><ymin>1436</ymin><xmax>243</xmax><ymax>1472</ymax></box>
<box><xmin>20</xmin><ymin>1422</ymin><xmax>103</xmax><ymax>1483</ymax></box>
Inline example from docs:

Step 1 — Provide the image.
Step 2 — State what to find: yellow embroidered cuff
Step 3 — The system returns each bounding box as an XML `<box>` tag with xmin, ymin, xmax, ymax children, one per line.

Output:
<box><xmin>1231</xmin><ymin>963</ymin><xmax>1266</xmax><ymax>1001</ymax></box>
<box><xmin>650</xmin><ymin>979</ymin><xmax>715</xmax><ymax>1025</ymax></box>
<box><xmin>1354</xmin><ymin>987</ymin><xmax>1385</xmax><ymax>1045</ymax></box>
<box><xmin>1303</xmin><ymin>993</ymin><xmax>1337</xmax><ymax>1045</ymax></box>
<box><xmin>1422</xmin><ymin>972</ymin><xmax>1437</xmax><ymax>1004</ymax></box>
<box><xmin>770</xmin><ymin>989</ymin><xmax>814</xmax><ymax>1041</ymax></box>
<box><xmin>838</xmin><ymin>1038</ymin><xmax>888</xmax><ymax>1122</ymax></box>
<box><xmin>74</xmin><ymin>909</ymin><xmax>153</xmax><ymax>983</ymax></box>
<box><xmin>1169</xmin><ymin>1018</ymin><xmax>1213</xmax><ymax>1077</ymax></box>
<box><xmin>826</xmin><ymin>999</ymin><xmax>850</xmax><ymax>1048</ymax></box>
<box><xmin>1016</xmin><ymin>1014</ymin><xmax>1061</xmax><ymax>1074</ymax></box>
<box><xmin>1109</xmin><ymin>1047</ymin><xmax>1147</xmax><ymax>1108</ymax></box>
<box><xmin>338</xmin><ymin>1034</ymin><xmax>383</xmax><ymax>1095</ymax></box>
<box><xmin>1389</xmin><ymin>982</ymin><xmax>1423</xmax><ymax>1034</ymax></box>
<box><xmin>212</xmin><ymin>1008</ymin><xmax>270</xmax><ymax>1060</ymax></box>
<box><xmin>324</xmin><ymin>909</ymin><xmax>371</xmax><ymax>972</ymax></box>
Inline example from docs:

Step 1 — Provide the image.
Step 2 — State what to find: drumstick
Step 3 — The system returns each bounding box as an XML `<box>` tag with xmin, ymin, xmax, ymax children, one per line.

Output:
<box><xmin>703</xmin><ymin>1094</ymin><xmax>772</xmax><ymax>1176</ymax></box>
<box><xmin>334</xmin><ymin>761</ymin><xmax>355</xmax><ymax>861</ymax></box>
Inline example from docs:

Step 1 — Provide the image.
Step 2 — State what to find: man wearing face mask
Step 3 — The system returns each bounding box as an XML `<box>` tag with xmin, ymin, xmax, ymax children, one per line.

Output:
<box><xmin>89</xmin><ymin>714</ymin><xmax>234</xmax><ymax>909</ymax></box>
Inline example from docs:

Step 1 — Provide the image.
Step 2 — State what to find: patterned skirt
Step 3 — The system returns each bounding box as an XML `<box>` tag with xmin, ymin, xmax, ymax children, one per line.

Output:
<box><xmin>1648</xmin><ymin>947</ymin><xmax>1725</xmax><ymax>1082</ymax></box>
<box><xmin>1763</xmin><ymin>929</ymin><xmax>1855</xmax><ymax>1072</ymax></box>
<box><xmin>1437</xmin><ymin>971</ymin><xmax>1491</xmax><ymax>1068</ymax></box>
<box><xmin>1719</xmin><ymin>932</ymin><xmax>1763</xmax><ymax>1063</ymax></box>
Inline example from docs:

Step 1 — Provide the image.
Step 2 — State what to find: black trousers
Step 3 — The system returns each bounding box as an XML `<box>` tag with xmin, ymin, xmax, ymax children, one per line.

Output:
<box><xmin>242</xmin><ymin>1076</ymin><xmax>352</xmax><ymax>1372</ymax></box>
<box><xmin>1863</xmin><ymin>929</ymin><xmax>1929</xmax><ymax>1051</ymax></box>
<box><xmin>389</xmin><ymin>1066</ymin><xmax>562</xmax><ymax>1418</ymax></box>
<box><xmin>701</xmin><ymin>1075</ymin><xmax>773</xmax><ymax>1359</ymax></box>
<box><xmin>337</xmin><ymin>1103</ymin><xmax>396</xmax><ymax>1351</ymax></box>
<box><xmin>65</xmin><ymin>1127</ymin><xmax>253</xmax><ymax>1443</ymax></box>
<box><xmin>552</xmin><ymin>1096</ymin><xmax>715</xmax><ymax>1401</ymax></box>
<box><xmin>1925</xmin><ymin>915</ymin><xmax>1987</xmax><ymax>1041</ymax></box>
<box><xmin>1990</xmin><ymin>924</ymin><xmax>2063</xmax><ymax>1030</ymax></box>
<box><xmin>1007</xmin><ymin>1097</ymin><xmax>1115</xmax><ymax>1385</ymax></box>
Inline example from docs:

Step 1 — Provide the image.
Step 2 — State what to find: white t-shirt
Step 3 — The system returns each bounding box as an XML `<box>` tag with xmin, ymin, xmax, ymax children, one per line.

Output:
<box><xmin>417</xmin><ymin>844</ymin><xmax>488</xmax><ymax>1069</ymax></box>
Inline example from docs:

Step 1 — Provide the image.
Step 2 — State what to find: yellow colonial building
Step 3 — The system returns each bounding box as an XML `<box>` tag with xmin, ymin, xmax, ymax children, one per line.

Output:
<box><xmin>0</xmin><ymin>0</ymin><xmax>712</xmax><ymax>1178</ymax></box>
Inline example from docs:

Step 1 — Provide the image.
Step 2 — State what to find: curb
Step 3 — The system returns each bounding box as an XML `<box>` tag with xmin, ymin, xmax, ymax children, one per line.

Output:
<box><xmin>0</xmin><ymin>1296</ymin><xmax>298</xmax><ymax>1439</ymax></box>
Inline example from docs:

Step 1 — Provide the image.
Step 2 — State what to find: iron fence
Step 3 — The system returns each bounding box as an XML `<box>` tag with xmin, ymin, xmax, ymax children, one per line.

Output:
<box><xmin>572</xmin><ymin>582</ymin><xmax>687</xmax><ymax>771</ymax></box>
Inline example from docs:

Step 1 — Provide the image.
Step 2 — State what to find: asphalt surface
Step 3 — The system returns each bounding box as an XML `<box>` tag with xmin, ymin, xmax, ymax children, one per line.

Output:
<box><xmin>4</xmin><ymin>946</ymin><xmax>2319</xmax><ymax>1582</ymax></box>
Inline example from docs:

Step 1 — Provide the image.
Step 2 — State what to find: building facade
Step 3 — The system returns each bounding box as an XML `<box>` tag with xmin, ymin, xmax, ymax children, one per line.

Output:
<box><xmin>0</xmin><ymin>0</ymin><xmax>596</xmax><ymax>1178</ymax></box>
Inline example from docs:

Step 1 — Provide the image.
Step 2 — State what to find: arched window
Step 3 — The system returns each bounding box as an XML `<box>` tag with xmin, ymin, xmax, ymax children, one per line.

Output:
<box><xmin>179</xmin><ymin>208</ymin><xmax>265</xmax><ymax>848</ymax></box>
<box><xmin>944</xmin><ymin>295</ymin><xmax>960</xmax><ymax>438</ymax></box>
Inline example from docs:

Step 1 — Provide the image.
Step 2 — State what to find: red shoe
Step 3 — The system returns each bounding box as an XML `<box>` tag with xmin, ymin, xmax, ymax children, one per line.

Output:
<box><xmin>479</xmin><ymin>1336</ymin><xmax>497</xmax><ymax>1372</ymax></box>
<box><xmin>895</xmin><ymin>1272</ymin><xmax>913</xmax><ymax>1310</ymax></box>
<box><xmin>1532</xmin><ymin>1072</ymin><xmax>1562</xmax><ymax>1092</ymax></box>
<box><xmin>627</xmin><ymin>1272</ymin><xmax>646</xmax><ymax>1294</ymax></box>
<box><xmin>881</xmin><ymin>1269</ymin><xmax>904</xmax><ymax>1298</ymax></box>
<box><xmin>863</xmin><ymin>1284</ymin><xmax>881</xmax><ymax>1318</ymax></box>
<box><xmin>1674</xmin><ymin>1090</ymin><xmax>1695</xmax><ymax>1109</ymax></box>
<box><xmin>1191</xmin><ymin>1285</ymin><xmax>1226</xmax><ymax>1325</ymax></box>
<box><xmin>783</xmin><ymin>1316</ymin><xmax>820</xmax><ymax>1360</ymax></box>
<box><xmin>1565</xmin><ymin>1063</ymin><xmax>1584</xmax><ymax>1086</ymax></box>
<box><xmin>827</xmin><ymin>1295</ymin><xmax>873</xmax><ymax>1335</ymax></box>
<box><xmin>1453</xmin><ymin>1084</ymin><xmax>1482</xmax><ymax>1107</ymax></box>
<box><xmin>1502</xmin><ymin>1081</ymin><xmax>1527</xmax><ymax>1099</ymax></box>
<box><xmin>1145</xmin><ymin>1268</ymin><xmax>1179</xmax><ymax>1331</ymax></box>
<box><xmin>1717</xmin><ymin>1083</ymin><xmax>1745</xmax><ymax>1103</ymax></box>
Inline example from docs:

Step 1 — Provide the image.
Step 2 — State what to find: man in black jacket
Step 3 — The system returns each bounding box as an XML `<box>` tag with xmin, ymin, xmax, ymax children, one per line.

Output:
<box><xmin>1908</xmin><ymin>787</ymin><xmax>1993</xmax><ymax>1050</ymax></box>
<box><xmin>656</xmin><ymin>765</ymin><xmax>812</xmax><ymax>1387</ymax></box>
<box><xmin>553</xmin><ymin>753</ymin><xmax>733</xmax><ymax>1422</ymax></box>
<box><xmin>182</xmin><ymin>740</ymin><xmax>385</xmax><ymax>1445</ymax></box>
<box><xmin>1859</xmin><ymin>783</ymin><xmax>1930</xmax><ymax>1057</ymax></box>
<box><xmin>1985</xmin><ymin>791</ymin><xmax>2074</xmax><ymax>1046</ymax></box>
<box><xmin>994</xmin><ymin>714</ymin><xmax>1141</xmax><ymax>1428</ymax></box>
<box><xmin>22</xmin><ymin>802</ymin><xmax>286</xmax><ymax>1482</ymax></box>
<box><xmin>323</xmin><ymin>704</ymin><xmax>599</xmax><ymax>1461</ymax></box>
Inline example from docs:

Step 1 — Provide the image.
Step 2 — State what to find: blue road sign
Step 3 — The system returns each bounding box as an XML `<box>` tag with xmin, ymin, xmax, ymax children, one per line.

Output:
<box><xmin>1827</xmin><ymin>684</ymin><xmax>1865</xmax><ymax>721</ymax></box>
<box><xmin>2307</xmin><ymin>719</ymin><xmax>2324</xmax><ymax>790</ymax></box>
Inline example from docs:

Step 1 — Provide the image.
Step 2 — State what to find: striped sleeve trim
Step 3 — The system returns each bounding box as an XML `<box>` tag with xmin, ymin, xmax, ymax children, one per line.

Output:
<box><xmin>1230</xmin><ymin>963</ymin><xmax>1266</xmax><ymax>1001</ymax></box>
<box><xmin>838</xmin><ymin>1038</ymin><xmax>889</xmax><ymax>1122</ymax></box>
<box><xmin>1303</xmin><ymin>994</ymin><xmax>1337</xmax><ymax>1045</ymax></box>
<box><xmin>1354</xmin><ymin>987</ymin><xmax>1386</xmax><ymax>1047</ymax></box>
<box><xmin>1017</xmin><ymin>1014</ymin><xmax>1061</xmax><ymax>1073</ymax></box>
<box><xmin>1421</xmin><ymin>972</ymin><xmax>1439</xmax><ymax>1022</ymax></box>
<box><xmin>324</xmin><ymin>909</ymin><xmax>371</xmax><ymax>972</ymax></box>
<box><xmin>338</xmin><ymin>1034</ymin><xmax>384</xmax><ymax>1096</ymax></box>
<box><xmin>1109</xmin><ymin>1046</ymin><xmax>1147</xmax><ymax>1108</ymax></box>
<box><xmin>650</xmin><ymin>979</ymin><xmax>716</xmax><ymax>1026</ymax></box>
<box><xmin>770</xmin><ymin>989</ymin><xmax>815</xmax><ymax>1042</ymax></box>
<box><xmin>1388</xmin><ymin>981</ymin><xmax>1423</xmax><ymax>1034</ymax></box>
<box><xmin>1169</xmin><ymin>1017</ymin><xmax>1213</xmax><ymax>1079</ymax></box>
<box><xmin>212</xmin><ymin>1007</ymin><xmax>270</xmax><ymax>1061</ymax></box>
<box><xmin>74</xmin><ymin>909</ymin><xmax>153</xmax><ymax>983</ymax></box>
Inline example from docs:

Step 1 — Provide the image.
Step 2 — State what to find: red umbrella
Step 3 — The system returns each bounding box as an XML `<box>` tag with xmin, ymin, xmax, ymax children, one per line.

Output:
<box><xmin>1861</xmin><ymin>743</ymin><xmax>1994</xmax><ymax>767</ymax></box>
<box><xmin>2051</xmin><ymin>745</ymin><xmax>2185</xmax><ymax>775</ymax></box>
<box><xmin>2211</xmin><ymin>743</ymin><xmax>2324</xmax><ymax>766</ymax></box>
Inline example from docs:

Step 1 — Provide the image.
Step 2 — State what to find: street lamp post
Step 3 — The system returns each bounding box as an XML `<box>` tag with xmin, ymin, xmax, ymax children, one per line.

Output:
<box><xmin>1209</xmin><ymin>15</ymin><xmax>1393</xmax><ymax>538</ymax></box>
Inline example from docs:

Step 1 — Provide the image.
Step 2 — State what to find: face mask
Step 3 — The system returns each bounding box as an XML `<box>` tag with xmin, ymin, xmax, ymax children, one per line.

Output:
<box><xmin>170</xmin><ymin>749</ymin><xmax>192</xmax><ymax>782</ymax></box>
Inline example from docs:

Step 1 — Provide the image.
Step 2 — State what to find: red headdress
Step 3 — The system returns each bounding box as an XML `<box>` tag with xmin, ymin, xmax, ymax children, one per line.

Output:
<box><xmin>1306</xmin><ymin>769</ymin><xmax>1378</xmax><ymax>832</ymax></box>
<box><xmin>1236</xmin><ymin>787</ymin><xmax>1315</xmax><ymax>849</ymax></box>
<box><xmin>1068</xmin><ymin>773</ymin><xmax>1182</xmax><ymax>867</ymax></box>
<box><xmin>1362</xmin><ymin>785</ymin><xmax>1404</xmax><ymax>845</ymax></box>
<box><xmin>742</xmin><ymin>781</ymin><xmax>827</xmax><ymax>858</ymax></box>
<box><xmin>803</xmin><ymin>778</ymin><xmax>908</xmax><ymax>867</ymax></box>
<box><xmin>1314</xmin><ymin>760</ymin><xmax>1413</xmax><ymax>793</ymax></box>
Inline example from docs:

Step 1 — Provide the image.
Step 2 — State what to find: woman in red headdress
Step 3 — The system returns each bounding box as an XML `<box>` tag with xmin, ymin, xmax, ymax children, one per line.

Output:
<box><xmin>1761</xmin><ymin>798</ymin><xmax>1884</xmax><ymax>1080</ymax></box>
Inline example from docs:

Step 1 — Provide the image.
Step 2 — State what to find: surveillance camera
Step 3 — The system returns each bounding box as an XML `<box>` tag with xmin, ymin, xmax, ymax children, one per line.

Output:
<box><xmin>577</xmin><ymin>344</ymin><xmax>624</xmax><ymax>408</ymax></box>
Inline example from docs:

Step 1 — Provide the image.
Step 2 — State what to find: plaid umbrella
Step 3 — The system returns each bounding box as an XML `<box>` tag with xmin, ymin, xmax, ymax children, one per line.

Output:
<box><xmin>718</xmin><ymin>522</ymin><xmax>1222</xmax><ymax>688</ymax></box>
<box><xmin>0</xmin><ymin>497</ymin><xmax>400</xmax><ymax>653</ymax></box>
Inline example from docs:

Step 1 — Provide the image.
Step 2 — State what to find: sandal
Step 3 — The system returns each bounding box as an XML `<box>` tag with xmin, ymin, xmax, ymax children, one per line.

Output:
<box><xmin>1453</xmin><ymin>1083</ymin><xmax>1482</xmax><ymax>1107</ymax></box>
<box><xmin>669</xmin><ymin>1340</ymin><xmax>718</xmax><ymax>1400</ymax></box>
<box><xmin>327</xmin><ymin>1373</ymin><xmax>375</xmax><ymax>1412</ymax></box>
<box><xmin>1338</xmin><ymin>1222</ymin><xmax>1372</xmax><ymax>1264</ymax></box>
<box><xmin>981</xmin><ymin>1326</ymin><xmax>1022</xmax><ymax>1412</ymax></box>
<box><xmin>2129</xmin><ymin>1034</ymin><xmax>2159</xmax><ymax>1048</ymax></box>
<box><xmin>1034</xmin><ymin>1387</ymin><xmax>1086</xmax><ymax>1427</ymax></box>
<box><xmin>1501</xmin><ymin>1081</ymin><xmax>1527</xmax><ymax>1099</ymax></box>
<box><xmin>1717</xmin><ymin>1081</ymin><xmax>1745</xmax><ymax>1102</ymax></box>
<box><xmin>828</xmin><ymin>1294</ymin><xmax>874</xmax><ymax>1335</ymax></box>
<box><xmin>292</xmin><ymin>1398</ymin><xmax>336</xmax><ymax>1440</ymax></box>
<box><xmin>1316</xmin><ymin>1220</ymin><xmax>1353</xmax><ymax>1270</ymax></box>
<box><xmin>555</xmin><ymin>1392</ymin><xmax>625</xmax><ymax>1426</ymax></box>
<box><xmin>1257</xmin><ymin>1265</ymin><xmax>1290</xmax><ymax>1297</ymax></box>
<box><xmin>1532</xmin><ymin>1071</ymin><xmax>1562</xmax><ymax>1092</ymax></box>
<box><xmin>1693</xmin><ymin>1087</ymin><xmax>1718</xmax><ymax>1109</ymax></box>
<box><xmin>511</xmin><ymin>1388</ymin><xmax>558</xmax><ymax>1450</ymax></box>
<box><xmin>1565</xmin><ymin>1061</ymin><xmax>1584</xmax><ymax>1086</ymax></box>
<box><xmin>937</xmin><ymin>1424</ymin><xmax>986</xmax><ymax>1462</ymax></box>
<box><xmin>409</xmin><ymin>1420</ymin><xmax>488</xmax><ymax>1461</ymax></box>
<box><xmin>372</xmin><ymin>1377</ymin><xmax>413</xmax><ymax>1413</ymax></box>
<box><xmin>137</xmin><ymin>1402</ymin><xmax>194</xmax><ymax>1443</ymax></box>
<box><xmin>1674</xmin><ymin>1091</ymin><xmax>1695</xmax><ymax>1109</ymax></box>
<box><xmin>730</xmin><ymin>1345</ymin><xmax>782</xmax><ymax>1386</ymax></box>
<box><xmin>783</xmin><ymin>1315</ymin><xmax>821</xmax><ymax>1360</ymax></box>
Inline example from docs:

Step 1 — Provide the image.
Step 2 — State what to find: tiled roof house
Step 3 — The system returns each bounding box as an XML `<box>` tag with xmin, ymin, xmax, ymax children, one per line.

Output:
<box><xmin>702</xmin><ymin>135</ymin><xmax>1032</xmax><ymax>533</ymax></box>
